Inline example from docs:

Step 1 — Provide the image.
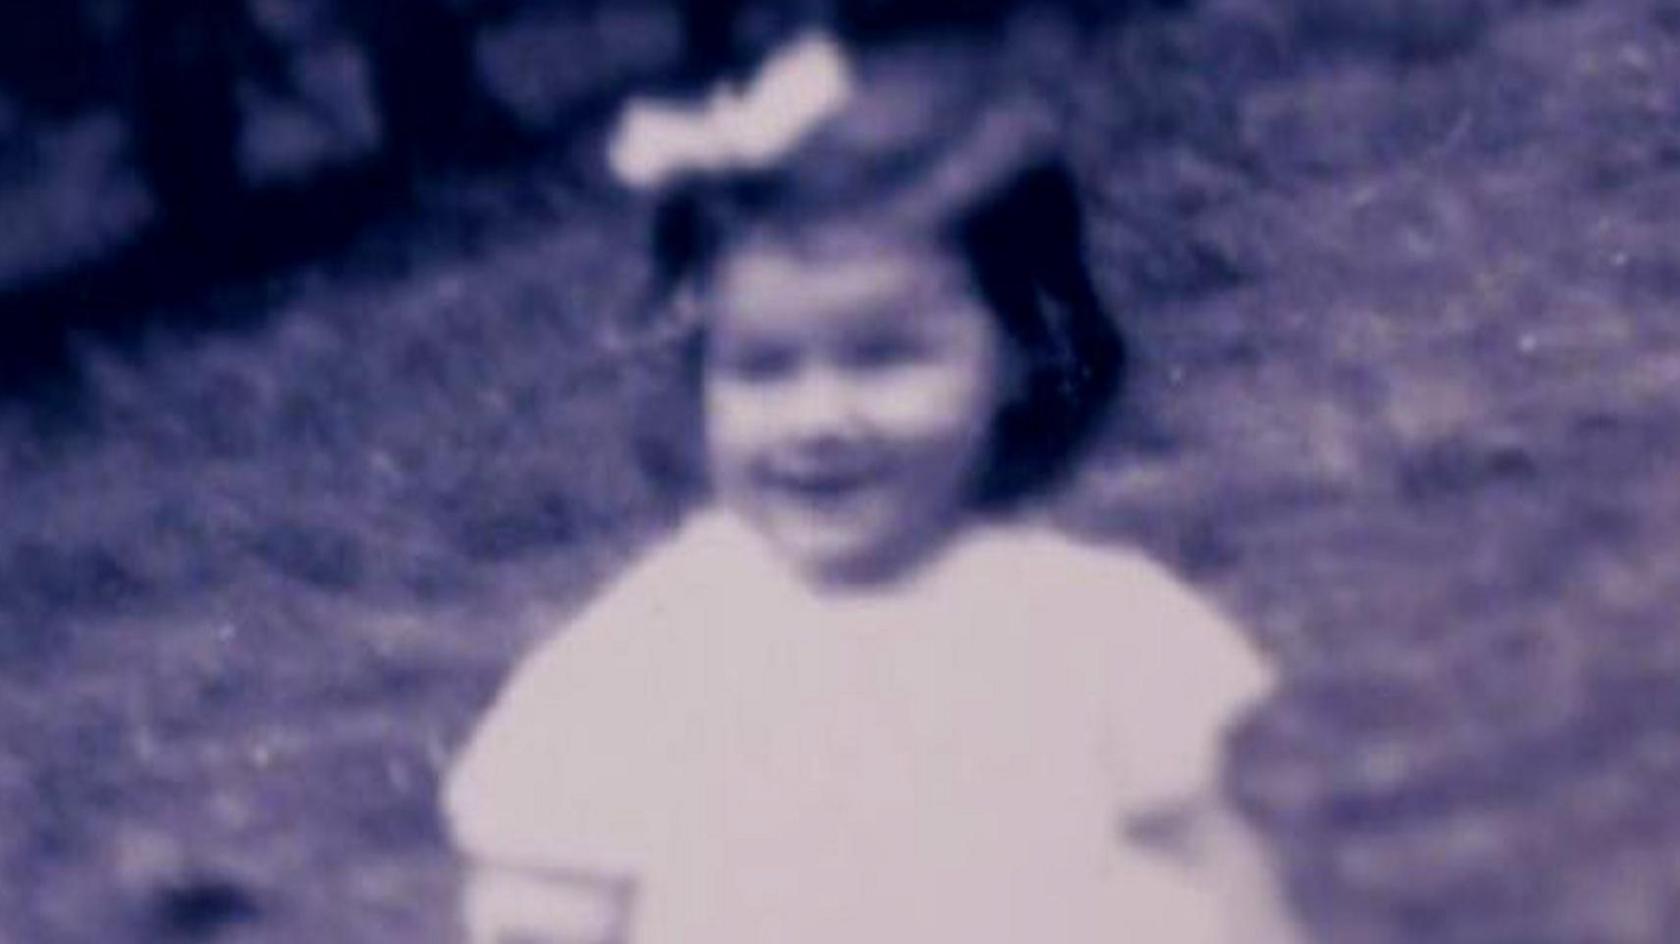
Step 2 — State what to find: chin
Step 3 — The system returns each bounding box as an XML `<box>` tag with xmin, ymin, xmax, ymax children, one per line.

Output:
<box><xmin>783</xmin><ymin>526</ymin><xmax>934</xmax><ymax>590</ymax></box>
<box><xmin>784</xmin><ymin>534</ymin><xmax>886</xmax><ymax>578</ymax></box>
<box><xmin>729</xmin><ymin>493</ymin><xmax>927</xmax><ymax>588</ymax></box>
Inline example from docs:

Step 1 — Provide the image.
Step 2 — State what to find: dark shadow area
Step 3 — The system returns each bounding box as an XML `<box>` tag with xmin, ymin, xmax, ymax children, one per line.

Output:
<box><xmin>0</xmin><ymin>162</ymin><xmax>407</xmax><ymax>398</ymax></box>
<box><xmin>0</xmin><ymin>0</ymin><xmax>553</xmax><ymax>402</ymax></box>
<box><xmin>833</xmin><ymin>0</ymin><xmax>1188</xmax><ymax>40</ymax></box>
<box><xmin>150</xmin><ymin>877</ymin><xmax>262</xmax><ymax>941</ymax></box>
<box><xmin>340</xmin><ymin>0</ymin><xmax>535</xmax><ymax>171</ymax></box>
<box><xmin>0</xmin><ymin>5</ymin><xmax>111</xmax><ymax>116</ymax></box>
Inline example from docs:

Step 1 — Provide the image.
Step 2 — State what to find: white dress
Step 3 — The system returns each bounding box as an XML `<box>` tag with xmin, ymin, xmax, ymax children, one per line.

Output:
<box><xmin>445</xmin><ymin>509</ymin><xmax>1276</xmax><ymax>944</ymax></box>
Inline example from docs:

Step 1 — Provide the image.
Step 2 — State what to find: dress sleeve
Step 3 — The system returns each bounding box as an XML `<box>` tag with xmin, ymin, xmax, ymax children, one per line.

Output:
<box><xmin>1089</xmin><ymin>549</ymin><xmax>1278</xmax><ymax>811</ymax></box>
<box><xmin>443</xmin><ymin>552</ymin><xmax>681</xmax><ymax>881</ymax></box>
<box><xmin>458</xmin><ymin>861</ymin><xmax>634</xmax><ymax>944</ymax></box>
<box><xmin>442</xmin><ymin>554</ymin><xmax>691</xmax><ymax>943</ymax></box>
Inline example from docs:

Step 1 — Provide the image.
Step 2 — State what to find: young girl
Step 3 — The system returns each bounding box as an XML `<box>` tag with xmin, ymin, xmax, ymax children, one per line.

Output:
<box><xmin>445</xmin><ymin>34</ymin><xmax>1302</xmax><ymax>944</ymax></box>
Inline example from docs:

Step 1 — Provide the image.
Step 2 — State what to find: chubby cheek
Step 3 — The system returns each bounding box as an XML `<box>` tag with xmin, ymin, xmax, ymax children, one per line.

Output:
<box><xmin>874</xmin><ymin>372</ymin><xmax>998</xmax><ymax>491</ymax></box>
<box><xmin>705</xmin><ymin>367</ymin><xmax>997</xmax><ymax>465</ymax></box>
<box><xmin>700</xmin><ymin>383</ymin><xmax>769</xmax><ymax>485</ymax></box>
<box><xmin>898</xmin><ymin>331</ymin><xmax>1012</xmax><ymax>468</ymax></box>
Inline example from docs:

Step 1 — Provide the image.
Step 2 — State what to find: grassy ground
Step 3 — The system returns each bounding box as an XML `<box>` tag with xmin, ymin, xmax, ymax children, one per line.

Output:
<box><xmin>4</xmin><ymin>1</ymin><xmax>1680</xmax><ymax>940</ymax></box>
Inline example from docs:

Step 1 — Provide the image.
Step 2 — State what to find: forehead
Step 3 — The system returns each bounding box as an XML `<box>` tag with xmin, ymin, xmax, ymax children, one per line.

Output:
<box><xmin>709</xmin><ymin>236</ymin><xmax>972</xmax><ymax>331</ymax></box>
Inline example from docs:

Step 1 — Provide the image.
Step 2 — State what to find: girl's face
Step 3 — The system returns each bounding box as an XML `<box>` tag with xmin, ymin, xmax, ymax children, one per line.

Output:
<box><xmin>702</xmin><ymin>239</ymin><xmax>1008</xmax><ymax>589</ymax></box>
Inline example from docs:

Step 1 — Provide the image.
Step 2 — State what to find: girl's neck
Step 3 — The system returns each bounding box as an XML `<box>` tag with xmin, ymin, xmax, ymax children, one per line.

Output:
<box><xmin>802</xmin><ymin>515</ymin><xmax>966</xmax><ymax>597</ymax></box>
<box><xmin>718</xmin><ymin>502</ymin><xmax>1023</xmax><ymax>601</ymax></box>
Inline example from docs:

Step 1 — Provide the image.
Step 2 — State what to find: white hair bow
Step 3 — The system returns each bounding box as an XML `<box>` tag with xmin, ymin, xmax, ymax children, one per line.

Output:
<box><xmin>607</xmin><ymin>32</ymin><xmax>856</xmax><ymax>188</ymax></box>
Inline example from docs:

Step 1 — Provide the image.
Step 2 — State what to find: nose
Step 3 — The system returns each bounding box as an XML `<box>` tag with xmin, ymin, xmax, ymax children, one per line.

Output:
<box><xmin>782</xmin><ymin>364</ymin><xmax>862</xmax><ymax>445</ymax></box>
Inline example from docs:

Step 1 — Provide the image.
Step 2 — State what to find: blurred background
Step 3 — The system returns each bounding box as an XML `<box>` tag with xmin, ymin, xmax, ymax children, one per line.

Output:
<box><xmin>4</xmin><ymin>0</ymin><xmax>1680</xmax><ymax>940</ymax></box>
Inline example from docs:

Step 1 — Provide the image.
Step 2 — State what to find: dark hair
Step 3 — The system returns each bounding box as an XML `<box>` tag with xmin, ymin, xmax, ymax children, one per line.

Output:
<box><xmin>945</xmin><ymin>158</ymin><xmax>1125</xmax><ymax>506</ymax></box>
<box><xmin>648</xmin><ymin>157</ymin><xmax>1125</xmax><ymax>508</ymax></box>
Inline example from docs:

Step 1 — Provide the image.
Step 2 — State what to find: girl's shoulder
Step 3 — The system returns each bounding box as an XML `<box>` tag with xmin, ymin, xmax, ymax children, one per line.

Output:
<box><xmin>971</xmin><ymin>524</ymin><xmax>1279</xmax><ymax>801</ymax></box>
<box><xmin>953</xmin><ymin>518</ymin><xmax>1190</xmax><ymax>608</ymax></box>
<box><xmin>960</xmin><ymin>519</ymin><xmax>1275</xmax><ymax>690</ymax></box>
<box><xmin>614</xmin><ymin>507</ymin><xmax>779</xmax><ymax>598</ymax></box>
<box><xmin>445</xmin><ymin>510</ymin><xmax>761</xmax><ymax>869</ymax></box>
<box><xmin>542</xmin><ymin>508</ymin><xmax>770</xmax><ymax>632</ymax></box>
<box><xmin>458</xmin><ymin>504</ymin><xmax>802</xmax><ymax>709</ymax></box>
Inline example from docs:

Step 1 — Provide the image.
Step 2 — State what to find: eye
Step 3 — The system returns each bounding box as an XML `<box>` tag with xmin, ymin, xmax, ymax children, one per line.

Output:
<box><xmin>842</xmin><ymin>333</ymin><xmax>927</xmax><ymax>371</ymax></box>
<box><xmin>712</xmin><ymin>340</ymin><xmax>795</xmax><ymax>383</ymax></box>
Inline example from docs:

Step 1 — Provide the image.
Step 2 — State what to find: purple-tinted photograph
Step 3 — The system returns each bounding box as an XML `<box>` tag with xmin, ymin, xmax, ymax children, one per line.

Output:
<box><xmin>2</xmin><ymin>1</ymin><xmax>1677</xmax><ymax>941</ymax></box>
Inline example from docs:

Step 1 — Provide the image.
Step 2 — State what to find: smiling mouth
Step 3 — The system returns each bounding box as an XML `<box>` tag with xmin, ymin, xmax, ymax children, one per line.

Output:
<box><xmin>763</xmin><ymin>467</ymin><xmax>883</xmax><ymax>502</ymax></box>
